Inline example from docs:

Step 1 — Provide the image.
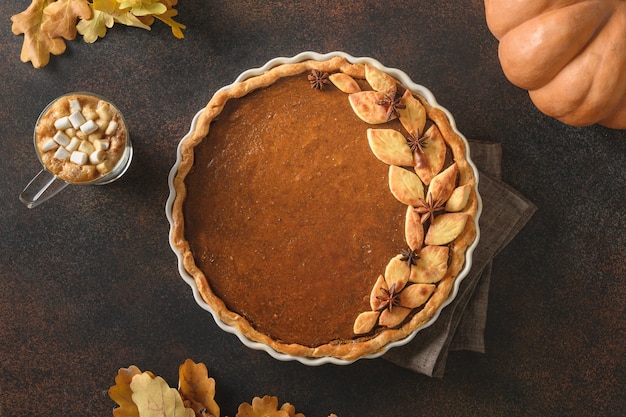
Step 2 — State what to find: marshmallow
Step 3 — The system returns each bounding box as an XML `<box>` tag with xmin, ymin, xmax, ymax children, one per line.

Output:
<box><xmin>53</xmin><ymin>131</ymin><xmax>70</xmax><ymax>147</ymax></box>
<box><xmin>41</xmin><ymin>138</ymin><xmax>58</xmax><ymax>152</ymax></box>
<box><xmin>69</xmin><ymin>99</ymin><xmax>81</xmax><ymax>113</ymax></box>
<box><xmin>78</xmin><ymin>140</ymin><xmax>95</xmax><ymax>155</ymax></box>
<box><xmin>80</xmin><ymin>119</ymin><xmax>98</xmax><ymax>135</ymax></box>
<box><xmin>82</xmin><ymin>107</ymin><xmax>98</xmax><ymax>121</ymax></box>
<box><xmin>96</xmin><ymin>119</ymin><xmax>108</xmax><ymax>131</ymax></box>
<box><xmin>68</xmin><ymin>111</ymin><xmax>86</xmax><ymax>129</ymax></box>
<box><xmin>94</xmin><ymin>139</ymin><xmax>110</xmax><ymax>151</ymax></box>
<box><xmin>96</xmin><ymin>161</ymin><xmax>112</xmax><ymax>173</ymax></box>
<box><xmin>88</xmin><ymin>133</ymin><xmax>101</xmax><ymax>142</ymax></box>
<box><xmin>75</xmin><ymin>129</ymin><xmax>87</xmax><ymax>140</ymax></box>
<box><xmin>83</xmin><ymin>165</ymin><xmax>96</xmax><ymax>177</ymax></box>
<box><xmin>89</xmin><ymin>150</ymin><xmax>105</xmax><ymax>164</ymax></box>
<box><xmin>64</xmin><ymin>127</ymin><xmax>76</xmax><ymax>137</ymax></box>
<box><xmin>54</xmin><ymin>147</ymin><xmax>70</xmax><ymax>161</ymax></box>
<box><xmin>105</xmin><ymin>120</ymin><xmax>118</xmax><ymax>136</ymax></box>
<box><xmin>54</xmin><ymin>116</ymin><xmax>72</xmax><ymax>130</ymax></box>
<box><xmin>70</xmin><ymin>151</ymin><xmax>88</xmax><ymax>165</ymax></box>
<box><xmin>66</xmin><ymin>137</ymin><xmax>81</xmax><ymax>152</ymax></box>
<box><xmin>96</xmin><ymin>104</ymin><xmax>111</xmax><ymax>122</ymax></box>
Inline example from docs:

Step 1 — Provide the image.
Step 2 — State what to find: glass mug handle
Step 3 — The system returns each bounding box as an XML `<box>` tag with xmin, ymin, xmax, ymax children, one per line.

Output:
<box><xmin>19</xmin><ymin>169</ymin><xmax>69</xmax><ymax>209</ymax></box>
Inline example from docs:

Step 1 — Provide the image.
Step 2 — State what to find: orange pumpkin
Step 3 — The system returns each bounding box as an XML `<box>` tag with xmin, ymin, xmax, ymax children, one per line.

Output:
<box><xmin>484</xmin><ymin>0</ymin><xmax>626</xmax><ymax>129</ymax></box>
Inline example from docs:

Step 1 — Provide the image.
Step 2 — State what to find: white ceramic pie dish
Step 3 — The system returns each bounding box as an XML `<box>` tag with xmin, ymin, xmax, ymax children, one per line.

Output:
<box><xmin>165</xmin><ymin>51</ymin><xmax>482</xmax><ymax>365</ymax></box>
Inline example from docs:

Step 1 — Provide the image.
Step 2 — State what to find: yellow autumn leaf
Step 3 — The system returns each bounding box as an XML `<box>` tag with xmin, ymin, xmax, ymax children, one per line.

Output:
<box><xmin>93</xmin><ymin>0</ymin><xmax>151</xmax><ymax>30</ymax></box>
<box><xmin>178</xmin><ymin>359</ymin><xmax>220</xmax><ymax>417</ymax></box>
<box><xmin>77</xmin><ymin>9</ymin><xmax>114</xmax><ymax>43</ymax></box>
<box><xmin>278</xmin><ymin>403</ymin><xmax>306</xmax><ymax>417</ymax></box>
<box><xmin>109</xmin><ymin>365</ymin><xmax>146</xmax><ymax>417</ymax></box>
<box><xmin>236</xmin><ymin>396</ymin><xmax>291</xmax><ymax>417</ymax></box>
<box><xmin>42</xmin><ymin>0</ymin><xmax>92</xmax><ymax>40</ymax></box>
<box><xmin>11</xmin><ymin>0</ymin><xmax>66</xmax><ymax>68</ymax></box>
<box><xmin>131</xmin><ymin>372</ymin><xmax>195</xmax><ymax>417</ymax></box>
<box><xmin>114</xmin><ymin>11</ymin><xmax>153</xmax><ymax>30</ymax></box>
<box><xmin>155</xmin><ymin>7</ymin><xmax>186</xmax><ymax>39</ymax></box>
<box><xmin>118</xmin><ymin>0</ymin><xmax>167</xmax><ymax>16</ymax></box>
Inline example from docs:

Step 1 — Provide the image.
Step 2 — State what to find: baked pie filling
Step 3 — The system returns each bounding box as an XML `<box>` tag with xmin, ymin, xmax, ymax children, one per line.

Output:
<box><xmin>170</xmin><ymin>57</ymin><xmax>479</xmax><ymax>360</ymax></box>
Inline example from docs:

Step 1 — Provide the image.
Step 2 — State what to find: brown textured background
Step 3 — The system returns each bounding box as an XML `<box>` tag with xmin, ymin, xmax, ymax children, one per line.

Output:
<box><xmin>1</xmin><ymin>1</ymin><xmax>624</xmax><ymax>416</ymax></box>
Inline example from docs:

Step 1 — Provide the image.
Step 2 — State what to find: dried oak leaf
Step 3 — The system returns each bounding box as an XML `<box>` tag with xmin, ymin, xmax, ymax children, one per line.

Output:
<box><xmin>76</xmin><ymin>7</ymin><xmax>114</xmax><ymax>43</ymax></box>
<box><xmin>131</xmin><ymin>373</ymin><xmax>195</xmax><ymax>417</ymax></box>
<box><xmin>155</xmin><ymin>7</ymin><xmax>186</xmax><ymax>39</ymax></box>
<box><xmin>42</xmin><ymin>0</ymin><xmax>92</xmax><ymax>40</ymax></box>
<box><xmin>109</xmin><ymin>365</ymin><xmax>155</xmax><ymax>417</ymax></box>
<box><xmin>178</xmin><ymin>359</ymin><xmax>220</xmax><ymax>417</ymax></box>
<box><xmin>236</xmin><ymin>396</ymin><xmax>301</xmax><ymax>417</ymax></box>
<box><xmin>11</xmin><ymin>0</ymin><xmax>67</xmax><ymax>68</ymax></box>
<box><xmin>118</xmin><ymin>0</ymin><xmax>167</xmax><ymax>16</ymax></box>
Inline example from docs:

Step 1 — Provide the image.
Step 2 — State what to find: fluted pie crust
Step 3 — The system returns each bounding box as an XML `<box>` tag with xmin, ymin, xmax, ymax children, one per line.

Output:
<box><xmin>170</xmin><ymin>56</ymin><xmax>479</xmax><ymax>361</ymax></box>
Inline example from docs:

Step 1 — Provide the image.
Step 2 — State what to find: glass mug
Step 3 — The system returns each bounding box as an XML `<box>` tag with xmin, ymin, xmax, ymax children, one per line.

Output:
<box><xmin>19</xmin><ymin>92</ymin><xmax>133</xmax><ymax>209</ymax></box>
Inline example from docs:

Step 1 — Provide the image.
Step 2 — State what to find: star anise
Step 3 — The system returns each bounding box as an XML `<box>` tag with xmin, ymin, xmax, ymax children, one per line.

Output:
<box><xmin>308</xmin><ymin>69</ymin><xmax>330</xmax><ymax>90</ymax></box>
<box><xmin>400</xmin><ymin>248</ymin><xmax>420</xmax><ymax>267</ymax></box>
<box><xmin>376</xmin><ymin>282</ymin><xmax>401</xmax><ymax>313</ymax></box>
<box><xmin>376</xmin><ymin>90</ymin><xmax>406</xmax><ymax>121</ymax></box>
<box><xmin>414</xmin><ymin>193</ymin><xmax>446</xmax><ymax>224</ymax></box>
<box><xmin>406</xmin><ymin>129</ymin><xmax>431</xmax><ymax>154</ymax></box>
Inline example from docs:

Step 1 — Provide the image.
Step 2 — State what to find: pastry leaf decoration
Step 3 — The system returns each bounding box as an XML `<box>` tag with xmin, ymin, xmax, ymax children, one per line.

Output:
<box><xmin>367</xmin><ymin>128</ymin><xmax>414</xmax><ymax>166</ymax></box>
<box><xmin>426</xmin><ymin>163</ymin><xmax>458</xmax><ymax>205</ymax></box>
<box><xmin>424</xmin><ymin>213</ymin><xmax>469</xmax><ymax>246</ymax></box>
<box><xmin>11</xmin><ymin>0</ymin><xmax>185</xmax><ymax>68</ymax></box>
<box><xmin>329</xmin><ymin>73</ymin><xmax>361</xmax><ymax>93</ymax></box>
<box><xmin>413</xmin><ymin>124</ymin><xmax>446</xmax><ymax>185</ymax></box>
<box><xmin>388</xmin><ymin>165</ymin><xmax>425</xmax><ymax>206</ymax></box>
<box><xmin>312</xmin><ymin>64</ymin><xmax>473</xmax><ymax>334</ymax></box>
<box><xmin>409</xmin><ymin>245</ymin><xmax>449</xmax><ymax>284</ymax></box>
<box><xmin>354</xmin><ymin>255</ymin><xmax>436</xmax><ymax>334</ymax></box>
<box><xmin>348</xmin><ymin>91</ymin><xmax>393</xmax><ymax>124</ymax></box>
<box><xmin>364</xmin><ymin>63</ymin><xmax>396</xmax><ymax>95</ymax></box>
<box><xmin>446</xmin><ymin>184</ymin><xmax>472</xmax><ymax>212</ymax></box>
<box><xmin>398</xmin><ymin>89</ymin><xmax>427</xmax><ymax>138</ymax></box>
<box><xmin>404</xmin><ymin>205</ymin><xmax>425</xmax><ymax>251</ymax></box>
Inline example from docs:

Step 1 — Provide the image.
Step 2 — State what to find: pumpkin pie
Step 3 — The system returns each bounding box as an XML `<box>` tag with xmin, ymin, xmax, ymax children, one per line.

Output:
<box><xmin>169</xmin><ymin>55</ymin><xmax>480</xmax><ymax>361</ymax></box>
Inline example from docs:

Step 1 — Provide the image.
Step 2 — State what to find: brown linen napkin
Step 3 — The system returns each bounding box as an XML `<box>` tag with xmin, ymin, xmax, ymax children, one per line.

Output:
<box><xmin>383</xmin><ymin>141</ymin><xmax>537</xmax><ymax>377</ymax></box>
